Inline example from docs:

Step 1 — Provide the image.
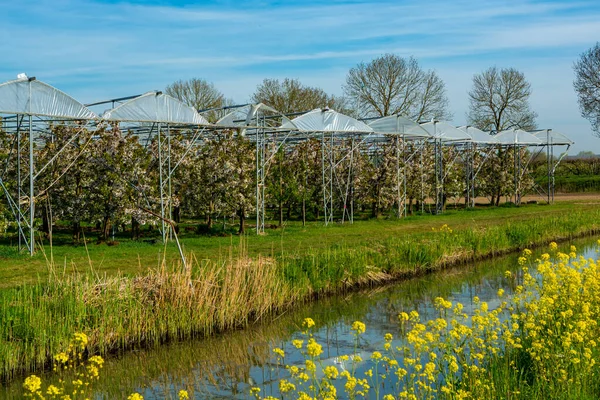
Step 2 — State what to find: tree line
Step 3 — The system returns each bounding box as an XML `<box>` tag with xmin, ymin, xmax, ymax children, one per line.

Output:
<box><xmin>2</xmin><ymin>45</ymin><xmax>599</xmax><ymax>241</ymax></box>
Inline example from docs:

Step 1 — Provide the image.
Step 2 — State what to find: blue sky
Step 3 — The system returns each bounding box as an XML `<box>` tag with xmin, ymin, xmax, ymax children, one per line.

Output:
<box><xmin>1</xmin><ymin>0</ymin><xmax>599</xmax><ymax>153</ymax></box>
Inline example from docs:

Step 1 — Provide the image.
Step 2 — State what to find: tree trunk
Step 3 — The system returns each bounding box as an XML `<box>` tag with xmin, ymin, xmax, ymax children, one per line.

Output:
<box><xmin>72</xmin><ymin>221</ymin><xmax>81</xmax><ymax>243</ymax></box>
<box><xmin>237</xmin><ymin>208</ymin><xmax>245</xmax><ymax>235</ymax></box>
<box><xmin>371</xmin><ymin>201</ymin><xmax>379</xmax><ymax>218</ymax></box>
<box><xmin>131</xmin><ymin>216</ymin><xmax>140</xmax><ymax>240</ymax></box>
<box><xmin>206</xmin><ymin>213</ymin><xmax>213</xmax><ymax>230</ymax></box>
<box><xmin>101</xmin><ymin>216</ymin><xmax>110</xmax><ymax>241</ymax></box>
<box><xmin>41</xmin><ymin>206</ymin><xmax>50</xmax><ymax>237</ymax></box>
<box><xmin>172</xmin><ymin>205</ymin><xmax>180</xmax><ymax>224</ymax></box>
<box><xmin>278</xmin><ymin>200</ymin><xmax>283</xmax><ymax>227</ymax></box>
<box><xmin>302</xmin><ymin>198</ymin><xmax>306</xmax><ymax>226</ymax></box>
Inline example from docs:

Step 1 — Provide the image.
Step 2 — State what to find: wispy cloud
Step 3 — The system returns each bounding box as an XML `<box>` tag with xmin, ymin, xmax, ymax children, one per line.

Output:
<box><xmin>0</xmin><ymin>0</ymin><xmax>599</xmax><ymax>152</ymax></box>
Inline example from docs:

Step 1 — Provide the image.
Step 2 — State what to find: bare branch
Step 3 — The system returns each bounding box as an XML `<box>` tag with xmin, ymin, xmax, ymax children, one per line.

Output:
<box><xmin>574</xmin><ymin>42</ymin><xmax>600</xmax><ymax>137</ymax></box>
<box><xmin>467</xmin><ymin>67</ymin><xmax>536</xmax><ymax>132</ymax></box>
<box><xmin>343</xmin><ymin>54</ymin><xmax>450</xmax><ymax>120</ymax></box>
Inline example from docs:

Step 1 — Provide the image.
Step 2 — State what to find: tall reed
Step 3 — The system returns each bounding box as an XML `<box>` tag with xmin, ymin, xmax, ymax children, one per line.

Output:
<box><xmin>1</xmin><ymin>208</ymin><xmax>599</xmax><ymax>383</ymax></box>
<box><xmin>0</xmin><ymin>247</ymin><xmax>298</xmax><ymax>382</ymax></box>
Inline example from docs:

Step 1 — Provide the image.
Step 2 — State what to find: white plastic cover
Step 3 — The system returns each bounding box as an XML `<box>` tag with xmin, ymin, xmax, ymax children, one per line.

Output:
<box><xmin>368</xmin><ymin>115</ymin><xmax>431</xmax><ymax>137</ymax></box>
<box><xmin>0</xmin><ymin>78</ymin><xmax>97</xmax><ymax>119</ymax></box>
<box><xmin>280</xmin><ymin>108</ymin><xmax>373</xmax><ymax>132</ymax></box>
<box><xmin>457</xmin><ymin>126</ymin><xmax>498</xmax><ymax>144</ymax></box>
<box><xmin>420</xmin><ymin>121</ymin><xmax>471</xmax><ymax>142</ymax></box>
<box><xmin>495</xmin><ymin>129</ymin><xmax>543</xmax><ymax>145</ymax></box>
<box><xmin>215</xmin><ymin>110</ymin><xmax>238</xmax><ymax>126</ymax></box>
<box><xmin>530</xmin><ymin>129</ymin><xmax>574</xmax><ymax>145</ymax></box>
<box><xmin>102</xmin><ymin>91</ymin><xmax>209</xmax><ymax>125</ymax></box>
<box><xmin>215</xmin><ymin>103</ymin><xmax>297</xmax><ymax>129</ymax></box>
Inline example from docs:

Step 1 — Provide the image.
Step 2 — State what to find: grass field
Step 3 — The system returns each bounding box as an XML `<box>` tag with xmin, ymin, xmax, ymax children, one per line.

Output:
<box><xmin>0</xmin><ymin>198</ymin><xmax>598</xmax><ymax>288</ymax></box>
<box><xmin>1</xmin><ymin>198</ymin><xmax>600</xmax><ymax>382</ymax></box>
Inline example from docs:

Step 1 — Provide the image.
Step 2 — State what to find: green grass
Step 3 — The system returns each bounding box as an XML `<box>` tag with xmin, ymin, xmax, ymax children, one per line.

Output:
<box><xmin>1</xmin><ymin>200</ymin><xmax>600</xmax><ymax>383</ymax></box>
<box><xmin>0</xmin><ymin>200</ymin><xmax>598</xmax><ymax>288</ymax></box>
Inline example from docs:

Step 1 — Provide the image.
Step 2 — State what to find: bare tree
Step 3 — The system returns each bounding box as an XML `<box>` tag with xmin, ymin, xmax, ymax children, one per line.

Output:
<box><xmin>467</xmin><ymin>67</ymin><xmax>537</xmax><ymax>132</ymax></box>
<box><xmin>165</xmin><ymin>78</ymin><xmax>232</xmax><ymax>122</ymax></box>
<box><xmin>343</xmin><ymin>54</ymin><xmax>450</xmax><ymax>120</ymax></box>
<box><xmin>574</xmin><ymin>42</ymin><xmax>600</xmax><ymax>137</ymax></box>
<box><xmin>251</xmin><ymin>78</ymin><xmax>347</xmax><ymax>115</ymax></box>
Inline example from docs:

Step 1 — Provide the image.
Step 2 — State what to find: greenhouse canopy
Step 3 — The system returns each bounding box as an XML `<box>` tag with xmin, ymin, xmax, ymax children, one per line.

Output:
<box><xmin>215</xmin><ymin>102</ymin><xmax>297</xmax><ymax>129</ymax></box>
<box><xmin>102</xmin><ymin>91</ymin><xmax>208</xmax><ymax>125</ymax></box>
<box><xmin>530</xmin><ymin>129</ymin><xmax>574</xmax><ymax>145</ymax></box>
<box><xmin>420</xmin><ymin>121</ymin><xmax>471</xmax><ymax>142</ymax></box>
<box><xmin>495</xmin><ymin>129</ymin><xmax>543</xmax><ymax>145</ymax></box>
<box><xmin>457</xmin><ymin>126</ymin><xmax>498</xmax><ymax>144</ymax></box>
<box><xmin>368</xmin><ymin>115</ymin><xmax>431</xmax><ymax>137</ymax></box>
<box><xmin>280</xmin><ymin>108</ymin><xmax>373</xmax><ymax>132</ymax></box>
<box><xmin>0</xmin><ymin>77</ymin><xmax>97</xmax><ymax>120</ymax></box>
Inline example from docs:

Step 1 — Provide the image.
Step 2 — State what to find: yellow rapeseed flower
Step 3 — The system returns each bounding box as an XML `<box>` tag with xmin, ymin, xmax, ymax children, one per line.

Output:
<box><xmin>303</xmin><ymin>318</ymin><xmax>315</xmax><ymax>329</ymax></box>
<box><xmin>306</xmin><ymin>338</ymin><xmax>323</xmax><ymax>357</ymax></box>
<box><xmin>23</xmin><ymin>375</ymin><xmax>42</xmax><ymax>393</ymax></box>
<box><xmin>351</xmin><ymin>321</ymin><xmax>366</xmax><ymax>335</ymax></box>
<box><xmin>279</xmin><ymin>379</ymin><xmax>296</xmax><ymax>393</ymax></box>
<box><xmin>324</xmin><ymin>365</ymin><xmax>339</xmax><ymax>379</ymax></box>
<box><xmin>47</xmin><ymin>385</ymin><xmax>61</xmax><ymax>395</ymax></box>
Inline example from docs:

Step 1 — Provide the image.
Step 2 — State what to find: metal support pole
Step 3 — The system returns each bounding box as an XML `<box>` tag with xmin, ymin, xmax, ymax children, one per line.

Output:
<box><xmin>471</xmin><ymin>144</ymin><xmax>476</xmax><ymax>208</ymax></box>
<box><xmin>255</xmin><ymin>127</ymin><xmax>260</xmax><ymax>234</ymax></box>
<box><xmin>329</xmin><ymin>133</ymin><xmax>333</xmax><ymax>223</ymax></box>
<box><xmin>434</xmin><ymin>136</ymin><xmax>444</xmax><ymax>215</ymax></box>
<box><xmin>396</xmin><ymin>136</ymin><xmax>401</xmax><ymax>218</ymax></box>
<box><xmin>157</xmin><ymin>123</ymin><xmax>166</xmax><ymax>241</ymax></box>
<box><xmin>17</xmin><ymin>122</ymin><xmax>22</xmax><ymax>252</ymax></box>
<box><xmin>322</xmin><ymin>131</ymin><xmax>326</xmax><ymax>225</ymax></box>
<box><xmin>546</xmin><ymin>130</ymin><xmax>551</xmax><ymax>204</ymax></box>
<box><xmin>342</xmin><ymin>137</ymin><xmax>354</xmax><ymax>223</ymax></box>
<box><xmin>29</xmin><ymin>115</ymin><xmax>34</xmax><ymax>256</ymax></box>
<box><xmin>515</xmin><ymin>144</ymin><xmax>521</xmax><ymax>206</ymax></box>
<box><xmin>420</xmin><ymin>141</ymin><xmax>424</xmax><ymax>214</ymax></box>
<box><xmin>167</xmin><ymin>127</ymin><xmax>173</xmax><ymax>239</ymax></box>
<box><xmin>551</xmin><ymin>141</ymin><xmax>555</xmax><ymax>202</ymax></box>
<box><xmin>402</xmin><ymin>136</ymin><xmax>407</xmax><ymax>217</ymax></box>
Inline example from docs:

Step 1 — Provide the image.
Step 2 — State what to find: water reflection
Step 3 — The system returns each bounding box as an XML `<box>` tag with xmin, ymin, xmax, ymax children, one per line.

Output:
<box><xmin>2</xmin><ymin>238</ymin><xmax>598</xmax><ymax>399</ymax></box>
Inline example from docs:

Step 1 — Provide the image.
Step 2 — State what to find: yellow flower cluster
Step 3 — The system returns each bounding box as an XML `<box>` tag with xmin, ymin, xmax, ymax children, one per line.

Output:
<box><xmin>351</xmin><ymin>320</ymin><xmax>366</xmax><ymax>335</ymax></box>
<box><xmin>24</xmin><ymin>332</ymin><xmax>100</xmax><ymax>399</ymax></box>
<box><xmin>24</xmin><ymin>332</ymin><xmax>190</xmax><ymax>400</ymax></box>
<box><xmin>255</xmin><ymin>242</ymin><xmax>600</xmax><ymax>400</ymax></box>
<box><xmin>432</xmin><ymin>224</ymin><xmax>453</xmax><ymax>234</ymax></box>
<box><xmin>273</xmin><ymin>347</ymin><xmax>285</xmax><ymax>358</ymax></box>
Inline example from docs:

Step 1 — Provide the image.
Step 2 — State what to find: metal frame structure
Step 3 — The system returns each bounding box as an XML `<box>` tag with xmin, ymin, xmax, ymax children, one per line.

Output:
<box><xmin>457</xmin><ymin>126</ymin><xmax>499</xmax><ymax>208</ymax></box>
<box><xmin>0</xmin><ymin>75</ymin><xmax>578</xmax><ymax>254</ymax></box>
<box><xmin>495</xmin><ymin>129</ymin><xmax>544</xmax><ymax>206</ymax></box>
<box><xmin>530</xmin><ymin>129</ymin><xmax>573</xmax><ymax>203</ymax></box>
<box><xmin>0</xmin><ymin>76</ymin><xmax>98</xmax><ymax>254</ymax></box>
<box><xmin>280</xmin><ymin>108</ymin><xmax>375</xmax><ymax>225</ymax></box>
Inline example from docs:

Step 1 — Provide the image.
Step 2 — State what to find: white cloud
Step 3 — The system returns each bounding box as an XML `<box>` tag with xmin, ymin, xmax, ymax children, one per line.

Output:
<box><xmin>1</xmin><ymin>0</ymin><xmax>599</xmax><ymax>151</ymax></box>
